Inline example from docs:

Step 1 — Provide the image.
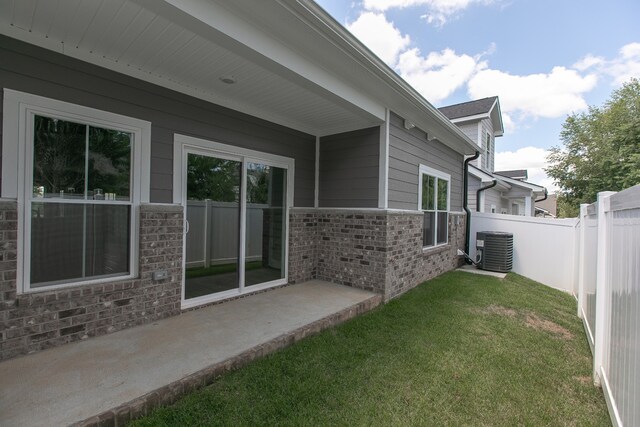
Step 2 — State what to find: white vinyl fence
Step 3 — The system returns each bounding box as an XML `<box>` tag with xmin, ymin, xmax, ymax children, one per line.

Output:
<box><xmin>185</xmin><ymin>201</ymin><xmax>267</xmax><ymax>268</ymax></box>
<box><xmin>577</xmin><ymin>187</ymin><xmax>640</xmax><ymax>427</ymax></box>
<box><xmin>469</xmin><ymin>212</ymin><xmax>580</xmax><ymax>293</ymax></box>
<box><xmin>470</xmin><ymin>185</ymin><xmax>640</xmax><ymax>427</ymax></box>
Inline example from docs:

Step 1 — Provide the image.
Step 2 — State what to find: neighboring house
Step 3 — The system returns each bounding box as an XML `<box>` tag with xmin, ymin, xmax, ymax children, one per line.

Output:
<box><xmin>0</xmin><ymin>0</ymin><xmax>478</xmax><ymax>360</ymax></box>
<box><xmin>439</xmin><ymin>97</ymin><xmax>546</xmax><ymax>216</ymax></box>
<box><xmin>536</xmin><ymin>193</ymin><xmax>558</xmax><ymax>218</ymax></box>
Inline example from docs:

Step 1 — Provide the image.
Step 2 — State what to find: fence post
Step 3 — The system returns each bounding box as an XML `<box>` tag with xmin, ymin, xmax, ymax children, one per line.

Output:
<box><xmin>577</xmin><ymin>204</ymin><xmax>588</xmax><ymax>318</ymax></box>
<box><xmin>204</xmin><ymin>200</ymin><xmax>211</xmax><ymax>268</ymax></box>
<box><xmin>593</xmin><ymin>191</ymin><xmax>615</xmax><ymax>385</ymax></box>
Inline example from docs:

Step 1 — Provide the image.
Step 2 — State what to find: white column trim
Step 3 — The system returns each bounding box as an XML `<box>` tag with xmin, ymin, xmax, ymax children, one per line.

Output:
<box><xmin>524</xmin><ymin>194</ymin><xmax>532</xmax><ymax>217</ymax></box>
<box><xmin>378</xmin><ymin>109</ymin><xmax>390</xmax><ymax>209</ymax></box>
<box><xmin>314</xmin><ymin>135</ymin><xmax>320</xmax><ymax>208</ymax></box>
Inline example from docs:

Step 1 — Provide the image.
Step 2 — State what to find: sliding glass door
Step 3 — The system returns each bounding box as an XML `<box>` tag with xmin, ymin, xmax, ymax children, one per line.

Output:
<box><xmin>182</xmin><ymin>148</ymin><xmax>289</xmax><ymax>305</ymax></box>
<box><xmin>184</xmin><ymin>153</ymin><xmax>242</xmax><ymax>299</ymax></box>
<box><xmin>244</xmin><ymin>162</ymin><xmax>287</xmax><ymax>287</ymax></box>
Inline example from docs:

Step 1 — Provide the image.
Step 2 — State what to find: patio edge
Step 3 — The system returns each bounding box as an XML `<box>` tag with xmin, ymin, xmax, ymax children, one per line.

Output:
<box><xmin>70</xmin><ymin>292</ymin><xmax>383</xmax><ymax>427</ymax></box>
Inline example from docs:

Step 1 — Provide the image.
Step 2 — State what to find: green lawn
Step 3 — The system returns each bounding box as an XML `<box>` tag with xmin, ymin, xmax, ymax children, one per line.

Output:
<box><xmin>131</xmin><ymin>272</ymin><xmax>610</xmax><ymax>426</ymax></box>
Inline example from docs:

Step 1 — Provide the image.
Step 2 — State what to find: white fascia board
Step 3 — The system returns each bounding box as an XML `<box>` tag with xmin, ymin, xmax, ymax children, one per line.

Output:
<box><xmin>497</xmin><ymin>174</ymin><xmax>545</xmax><ymax>192</ymax></box>
<box><xmin>490</xmin><ymin>98</ymin><xmax>505</xmax><ymax>136</ymax></box>
<box><xmin>450</xmin><ymin>113</ymin><xmax>490</xmax><ymax>124</ymax></box>
<box><xmin>155</xmin><ymin>0</ymin><xmax>385</xmax><ymax>121</ymax></box>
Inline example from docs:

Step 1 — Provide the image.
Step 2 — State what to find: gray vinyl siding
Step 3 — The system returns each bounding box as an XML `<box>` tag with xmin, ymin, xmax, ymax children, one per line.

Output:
<box><xmin>456</xmin><ymin>122</ymin><xmax>481</xmax><ymax>168</ymax></box>
<box><xmin>467</xmin><ymin>175</ymin><xmax>481</xmax><ymax>211</ymax></box>
<box><xmin>319</xmin><ymin>126</ymin><xmax>379</xmax><ymax>208</ymax></box>
<box><xmin>0</xmin><ymin>36</ymin><xmax>316</xmax><ymax>206</ymax></box>
<box><xmin>388</xmin><ymin>112</ymin><xmax>464</xmax><ymax>211</ymax></box>
<box><xmin>456</xmin><ymin>122</ymin><xmax>479</xmax><ymax>144</ymax></box>
<box><xmin>483</xmin><ymin>188</ymin><xmax>507</xmax><ymax>212</ymax></box>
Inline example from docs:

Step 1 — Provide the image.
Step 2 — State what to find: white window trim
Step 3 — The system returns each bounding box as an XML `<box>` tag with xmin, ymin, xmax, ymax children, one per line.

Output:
<box><xmin>2</xmin><ymin>89</ymin><xmax>151</xmax><ymax>294</ymax></box>
<box><xmin>173</xmin><ymin>133</ymin><xmax>295</xmax><ymax>309</ymax></box>
<box><xmin>417</xmin><ymin>164</ymin><xmax>451</xmax><ymax>248</ymax></box>
<box><xmin>485</xmin><ymin>132</ymin><xmax>491</xmax><ymax>169</ymax></box>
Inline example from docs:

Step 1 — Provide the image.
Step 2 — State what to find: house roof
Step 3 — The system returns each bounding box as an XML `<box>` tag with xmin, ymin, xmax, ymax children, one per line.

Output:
<box><xmin>495</xmin><ymin>170</ymin><xmax>528</xmax><ymax>180</ymax></box>
<box><xmin>0</xmin><ymin>0</ymin><xmax>478</xmax><ymax>155</ymax></box>
<box><xmin>438</xmin><ymin>96</ymin><xmax>504</xmax><ymax>137</ymax></box>
<box><xmin>439</xmin><ymin>97</ymin><xmax>498</xmax><ymax>120</ymax></box>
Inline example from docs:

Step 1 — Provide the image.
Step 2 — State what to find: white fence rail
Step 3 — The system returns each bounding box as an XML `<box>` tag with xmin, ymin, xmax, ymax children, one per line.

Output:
<box><xmin>577</xmin><ymin>187</ymin><xmax>640</xmax><ymax>427</ymax></box>
<box><xmin>185</xmin><ymin>201</ymin><xmax>266</xmax><ymax>268</ymax></box>
<box><xmin>469</xmin><ymin>212</ymin><xmax>580</xmax><ymax>293</ymax></box>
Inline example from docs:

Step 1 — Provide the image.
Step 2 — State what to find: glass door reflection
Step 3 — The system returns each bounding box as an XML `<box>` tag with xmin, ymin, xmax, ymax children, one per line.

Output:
<box><xmin>184</xmin><ymin>153</ymin><xmax>241</xmax><ymax>299</ymax></box>
<box><xmin>244</xmin><ymin>163</ymin><xmax>287</xmax><ymax>287</ymax></box>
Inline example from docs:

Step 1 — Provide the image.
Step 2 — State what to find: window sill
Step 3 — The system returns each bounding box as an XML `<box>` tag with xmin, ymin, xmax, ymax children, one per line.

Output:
<box><xmin>20</xmin><ymin>273</ymin><xmax>136</xmax><ymax>295</ymax></box>
<box><xmin>422</xmin><ymin>243</ymin><xmax>451</xmax><ymax>256</ymax></box>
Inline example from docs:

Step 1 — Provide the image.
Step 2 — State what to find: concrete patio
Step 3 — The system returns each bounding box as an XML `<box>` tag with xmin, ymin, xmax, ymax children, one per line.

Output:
<box><xmin>0</xmin><ymin>281</ymin><xmax>381</xmax><ymax>426</ymax></box>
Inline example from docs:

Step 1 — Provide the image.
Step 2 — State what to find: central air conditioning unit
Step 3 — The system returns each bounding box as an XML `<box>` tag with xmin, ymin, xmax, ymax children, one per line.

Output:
<box><xmin>476</xmin><ymin>231</ymin><xmax>513</xmax><ymax>273</ymax></box>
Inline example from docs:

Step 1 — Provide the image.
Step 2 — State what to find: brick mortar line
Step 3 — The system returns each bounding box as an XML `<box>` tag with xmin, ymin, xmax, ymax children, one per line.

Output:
<box><xmin>71</xmin><ymin>294</ymin><xmax>383</xmax><ymax>427</ymax></box>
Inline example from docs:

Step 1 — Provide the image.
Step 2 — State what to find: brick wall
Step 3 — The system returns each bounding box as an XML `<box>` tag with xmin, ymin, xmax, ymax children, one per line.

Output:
<box><xmin>288</xmin><ymin>211</ymin><xmax>317</xmax><ymax>284</ymax></box>
<box><xmin>0</xmin><ymin>202</ymin><xmax>183</xmax><ymax>360</ymax></box>
<box><xmin>386</xmin><ymin>212</ymin><xmax>466</xmax><ymax>300</ymax></box>
<box><xmin>289</xmin><ymin>209</ymin><xmax>465</xmax><ymax>301</ymax></box>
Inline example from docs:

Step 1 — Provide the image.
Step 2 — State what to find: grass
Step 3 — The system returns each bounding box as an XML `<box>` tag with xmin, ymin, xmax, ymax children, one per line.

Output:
<box><xmin>131</xmin><ymin>272</ymin><xmax>610</xmax><ymax>426</ymax></box>
<box><xmin>185</xmin><ymin>261</ymin><xmax>262</xmax><ymax>279</ymax></box>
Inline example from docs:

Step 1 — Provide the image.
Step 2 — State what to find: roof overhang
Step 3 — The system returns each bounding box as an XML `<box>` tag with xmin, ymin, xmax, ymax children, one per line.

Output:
<box><xmin>0</xmin><ymin>0</ymin><xmax>477</xmax><ymax>154</ymax></box>
<box><xmin>469</xmin><ymin>165</ymin><xmax>511</xmax><ymax>191</ymax></box>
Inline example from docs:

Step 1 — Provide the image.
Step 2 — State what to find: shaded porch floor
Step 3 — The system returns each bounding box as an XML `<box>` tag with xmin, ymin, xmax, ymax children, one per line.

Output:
<box><xmin>0</xmin><ymin>281</ymin><xmax>381</xmax><ymax>426</ymax></box>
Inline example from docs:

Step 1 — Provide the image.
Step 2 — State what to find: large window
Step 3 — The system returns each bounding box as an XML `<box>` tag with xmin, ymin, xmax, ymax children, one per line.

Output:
<box><xmin>418</xmin><ymin>165</ymin><xmax>450</xmax><ymax>248</ymax></box>
<box><xmin>2</xmin><ymin>89</ymin><xmax>150</xmax><ymax>292</ymax></box>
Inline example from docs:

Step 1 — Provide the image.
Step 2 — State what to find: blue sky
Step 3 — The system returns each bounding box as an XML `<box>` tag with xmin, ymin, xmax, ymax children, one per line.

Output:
<box><xmin>315</xmin><ymin>0</ymin><xmax>640</xmax><ymax>191</ymax></box>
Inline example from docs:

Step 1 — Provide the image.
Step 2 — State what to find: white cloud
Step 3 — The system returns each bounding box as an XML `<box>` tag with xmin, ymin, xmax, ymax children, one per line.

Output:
<box><xmin>362</xmin><ymin>0</ymin><xmax>495</xmax><ymax>26</ymax></box>
<box><xmin>495</xmin><ymin>146</ymin><xmax>558</xmax><ymax>192</ymax></box>
<box><xmin>605</xmin><ymin>42</ymin><xmax>640</xmax><ymax>86</ymax></box>
<box><xmin>468</xmin><ymin>66</ymin><xmax>598</xmax><ymax>119</ymax></box>
<box><xmin>346</xmin><ymin>12</ymin><xmax>410</xmax><ymax>66</ymax></box>
<box><xmin>397</xmin><ymin>48</ymin><xmax>482</xmax><ymax>103</ymax></box>
<box><xmin>573</xmin><ymin>42</ymin><xmax>640</xmax><ymax>86</ymax></box>
<box><xmin>572</xmin><ymin>54</ymin><xmax>605</xmax><ymax>72</ymax></box>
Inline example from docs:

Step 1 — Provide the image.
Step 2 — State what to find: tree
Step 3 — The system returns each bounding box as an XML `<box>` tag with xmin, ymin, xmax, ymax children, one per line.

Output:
<box><xmin>546</xmin><ymin>78</ymin><xmax>640</xmax><ymax>217</ymax></box>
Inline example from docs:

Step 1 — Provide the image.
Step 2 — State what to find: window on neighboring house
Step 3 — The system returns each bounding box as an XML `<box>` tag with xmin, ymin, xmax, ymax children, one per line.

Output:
<box><xmin>2</xmin><ymin>89</ymin><xmax>150</xmax><ymax>292</ymax></box>
<box><xmin>484</xmin><ymin>132</ymin><xmax>491</xmax><ymax>170</ymax></box>
<box><xmin>418</xmin><ymin>165</ymin><xmax>450</xmax><ymax>248</ymax></box>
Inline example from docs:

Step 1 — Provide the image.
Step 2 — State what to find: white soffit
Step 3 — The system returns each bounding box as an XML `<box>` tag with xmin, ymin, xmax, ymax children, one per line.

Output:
<box><xmin>0</xmin><ymin>0</ymin><xmax>383</xmax><ymax>136</ymax></box>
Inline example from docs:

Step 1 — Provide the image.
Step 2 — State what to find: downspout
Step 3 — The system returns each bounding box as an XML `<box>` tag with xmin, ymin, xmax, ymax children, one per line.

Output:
<box><xmin>535</xmin><ymin>188</ymin><xmax>548</xmax><ymax>203</ymax></box>
<box><xmin>463</xmin><ymin>151</ymin><xmax>480</xmax><ymax>263</ymax></box>
<box><xmin>476</xmin><ymin>180</ymin><xmax>498</xmax><ymax>211</ymax></box>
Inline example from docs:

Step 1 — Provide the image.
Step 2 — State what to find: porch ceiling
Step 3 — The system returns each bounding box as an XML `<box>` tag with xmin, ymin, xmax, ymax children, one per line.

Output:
<box><xmin>0</xmin><ymin>0</ymin><xmax>383</xmax><ymax>136</ymax></box>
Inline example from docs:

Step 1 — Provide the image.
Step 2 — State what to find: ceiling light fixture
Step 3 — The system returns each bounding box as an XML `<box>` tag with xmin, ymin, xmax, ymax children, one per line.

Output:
<box><xmin>219</xmin><ymin>76</ymin><xmax>237</xmax><ymax>84</ymax></box>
